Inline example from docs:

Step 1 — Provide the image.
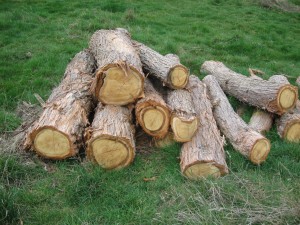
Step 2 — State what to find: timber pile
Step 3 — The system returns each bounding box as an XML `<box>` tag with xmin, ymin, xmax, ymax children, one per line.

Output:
<box><xmin>23</xmin><ymin>28</ymin><xmax>300</xmax><ymax>180</ymax></box>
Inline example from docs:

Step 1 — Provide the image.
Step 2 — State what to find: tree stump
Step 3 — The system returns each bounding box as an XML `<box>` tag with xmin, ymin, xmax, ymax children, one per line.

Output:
<box><xmin>135</xmin><ymin>79</ymin><xmax>170</xmax><ymax>139</ymax></box>
<box><xmin>24</xmin><ymin>50</ymin><xmax>96</xmax><ymax>159</ymax></box>
<box><xmin>86</xmin><ymin>103</ymin><xmax>135</xmax><ymax>169</ymax></box>
<box><xmin>203</xmin><ymin>75</ymin><xmax>271</xmax><ymax>165</ymax></box>
<box><xmin>167</xmin><ymin>89</ymin><xmax>198</xmax><ymax>142</ymax></box>
<box><xmin>201</xmin><ymin>61</ymin><xmax>298</xmax><ymax>115</ymax></box>
<box><xmin>133</xmin><ymin>41</ymin><xmax>189</xmax><ymax>89</ymax></box>
<box><xmin>181</xmin><ymin>75</ymin><xmax>228</xmax><ymax>179</ymax></box>
<box><xmin>89</xmin><ymin>29</ymin><xmax>144</xmax><ymax>105</ymax></box>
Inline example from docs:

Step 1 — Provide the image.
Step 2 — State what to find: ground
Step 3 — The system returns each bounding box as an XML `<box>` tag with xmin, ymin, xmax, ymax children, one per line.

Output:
<box><xmin>0</xmin><ymin>0</ymin><xmax>300</xmax><ymax>224</ymax></box>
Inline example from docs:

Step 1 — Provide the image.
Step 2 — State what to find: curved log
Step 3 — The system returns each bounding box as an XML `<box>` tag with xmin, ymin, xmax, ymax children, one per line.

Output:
<box><xmin>203</xmin><ymin>75</ymin><xmax>271</xmax><ymax>165</ymax></box>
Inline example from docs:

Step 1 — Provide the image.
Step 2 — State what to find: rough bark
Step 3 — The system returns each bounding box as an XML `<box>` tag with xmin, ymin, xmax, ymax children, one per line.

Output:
<box><xmin>203</xmin><ymin>75</ymin><xmax>271</xmax><ymax>165</ymax></box>
<box><xmin>24</xmin><ymin>49</ymin><xmax>96</xmax><ymax>159</ymax></box>
<box><xmin>167</xmin><ymin>89</ymin><xmax>198</xmax><ymax>142</ymax></box>
<box><xmin>249</xmin><ymin>110</ymin><xmax>273</xmax><ymax>134</ymax></box>
<box><xmin>201</xmin><ymin>61</ymin><xmax>298</xmax><ymax>115</ymax></box>
<box><xmin>133</xmin><ymin>41</ymin><xmax>189</xmax><ymax>89</ymax></box>
<box><xmin>135</xmin><ymin>79</ymin><xmax>170</xmax><ymax>139</ymax></box>
<box><xmin>181</xmin><ymin>75</ymin><xmax>228</xmax><ymax>179</ymax></box>
<box><xmin>89</xmin><ymin>28</ymin><xmax>144</xmax><ymax>105</ymax></box>
<box><xmin>86</xmin><ymin>103</ymin><xmax>135</xmax><ymax>169</ymax></box>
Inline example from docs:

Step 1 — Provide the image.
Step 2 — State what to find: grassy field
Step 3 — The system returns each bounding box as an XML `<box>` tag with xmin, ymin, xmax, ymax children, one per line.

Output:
<box><xmin>1</xmin><ymin>0</ymin><xmax>300</xmax><ymax>224</ymax></box>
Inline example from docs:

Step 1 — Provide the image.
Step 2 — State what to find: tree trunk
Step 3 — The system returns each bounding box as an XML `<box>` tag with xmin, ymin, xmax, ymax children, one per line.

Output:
<box><xmin>201</xmin><ymin>61</ymin><xmax>298</xmax><ymax>115</ymax></box>
<box><xmin>89</xmin><ymin>28</ymin><xmax>144</xmax><ymax>105</ymax></box>
<box><xmin>133</xmin><ymin>41</ymin><xmax>189</xmax><ymax>89</ymax></box>
<box><xmin>249</xmin><ymin>110</ymin><xmax>273</xmax><ymax>134</ymax></box>
<box><xmin>135</xmin><ymin>79</ymin><xmax>170</xmax><ymax>139</ymax></box>
<box><xmin>167</xmin><ymin>89</ymin><xmax>198</xmax><ymax>142</ymax></box>
<box><xmin>24</xmin><ymin>49</ymin><xmax>96</xmax><ymax>159</ymax></box>
<box><xmin>203</xmin><ymin>75</ymin><xmax>271</xmax><ymax>165</ymax></box>
<box><xmin>180</xmin><ymin>75</ymin><xmax>228</xmax><ymax>179</ymax></box>
<box><xmin>271</xmin><ymin>75</ymin><xmax>300</xmax><ymax>142</ymax></box>
<box><xmin>153</xmin><ymin>132</ymin><xmax>176</xmax><ymax>148</ymax></box>
<box><xmin>86</xmin><ymin>103</ymin><xmax>135</xmax><ymax>169</ymax></box>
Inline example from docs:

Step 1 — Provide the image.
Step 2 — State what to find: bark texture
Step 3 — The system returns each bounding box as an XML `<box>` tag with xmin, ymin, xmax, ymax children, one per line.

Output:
<box><xmin>203</xmin><ymin>75</ymin><xmax>271</xmax><ymax>164</ymax></box>
<box><xmin>135</xmin><ymin>79</ymin><xmax>170</xmax><ymax>138</ymax></box>
<box><xmin>133</xmin><ymin>41</ymin><xmax>189</xmax><ymax>89</ymax></box>
<box><xmin>86</xmin><ymin>103</ymin><xmax>135</xmax><ymax>169</ymax></box>
<box><xmin>181</xmin><ymin>75</ymin><xmax>228</xmax><ymax>179</ymax></box>
<box><xmin>201</xmin><ymin>61</ymin><xmax>298</xmax><ymax>115</ymax></box>
<box><xmin>89</xmin><ymin>28</ymin><xmax>144</xmax><ymax>105</ymax></box>
<box><xmin>249</xmin><ymin>110</ymin><xmax>273</xmax><ymax>134</ymax></box>
<box><xmin>24</xmin><ymin>49</ymin><xmax>96</xmax><ymax>159</ymax></box>
<box><xmin>167</xmin><ymin>89</ymin><xmax>198</xmax><ymax>142</ymax></box>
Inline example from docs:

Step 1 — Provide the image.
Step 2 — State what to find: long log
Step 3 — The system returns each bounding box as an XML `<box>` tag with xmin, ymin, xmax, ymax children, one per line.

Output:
<box><xmin>201</xmin><ymin>61</ymin><xmax>298</xmax><ymax>115</ymax></box>
<box><xmin>135</xmin><ymin>79</ymin><xmax>170</xmax><ymax>139</ymax></box>
<box><xmin>24</xmin><ymin>50</ymin><xmax>96</xmax><ymax>159</ymax></box>
<box><xmin>89</xmin><ymin>28</ymin><xmax>144</xmax><ymax>105</ymax></box>
<box><xmin>203</xmin><ymin>75</ymin><xmax>271</xmax><ymax>164</ymax></box>
<box><xmin>181</xmin><ymin>75</ymin><xmax>228</xmax><ymax>179</ymax></box>
<box><xmin>271</xmin><ymin>75</ymin><xmax>300</xmax><ymax>142</ymax></box>
<box><xmin>167</xmin><ymin>89</ymin><xmax>198</xmax><ymax>142</ymax></box>
<box><xmin>249</xmin><ymin>110</ymin><xmax>273</xmax><ymax>134</ymax></box>
<box><xmin>86</xmin><ymin>103</ymin><xmax>135</xmax><ymax>169</ymax></box>
<box><xmin>133</xmin><ymin>41</ymin><xmax>189</xmax><ymax>89</ymax></box>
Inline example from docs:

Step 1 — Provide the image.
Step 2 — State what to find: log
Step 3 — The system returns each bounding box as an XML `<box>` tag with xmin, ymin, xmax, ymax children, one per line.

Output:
<box><xmin>249</xmin><ymin>110</ymin><xmax>273</xmax><ymax>134</ymax></box>
<box><xmin>86</xmin><ymin>103</ymin><xmax>135</xmax><ymax>169</ymax></box>
<box><xmin>89</xmin><ymin>28</ymin><xmax>144</xmax><ymax>105</ymax></box>
<box><xmin>201</xmin><ymin>61</ymin><xmax>298</xmax><ymax>115</ymax></box>
<box><xmin>297</xmin><ymin>77</ymin><xmax>300</xmax><ymax>87</ymax></box>
<box><xmin>203</xmin><ymin>75</ymin><xmax>271</xmax><ymax>164</ymax></box>
<box><xmin>271</xmin><ymin>75</ymin><xmax>300</xmax><ymax>142</ymax></box>
<box><xmin>167</xmin><ymin>89</ymin><xmax>198</xmax><ymax>142</ymax></box>
<box><xmin>277</xmin><ymin>101</ymin><xmax>300</xmax><ymax>142</ymax></box>
<box><xmin>181</xmin><ymin>75</ymin><xmax>228</xmax><ymax>179</ymax></box>
<box><xmin>135</xmin><ymin>79</ymin><xmax>170</xmax><ymax>139</ymax></box>
<box><xmin>133</xmin><ymin>41</ymin><xmax>189</xmax><ymax>89</ymax></box>
<box><xmin>24</xmin><ymin>50</ymin><xmax>96</xmax><ymax>159</ymax></box>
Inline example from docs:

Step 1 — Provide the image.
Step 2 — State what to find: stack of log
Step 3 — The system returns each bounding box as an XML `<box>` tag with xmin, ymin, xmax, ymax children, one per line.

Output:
<box><xmin>23</xmin><ymin>28</ymin><xmax>299</xmax><ymax>180</ymax></box>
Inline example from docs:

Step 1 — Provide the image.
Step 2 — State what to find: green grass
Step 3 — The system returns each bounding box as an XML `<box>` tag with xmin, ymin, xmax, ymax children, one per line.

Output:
<box><xmin>1</xmin><ymin>0</ymin><xmax>300</xmax><ymax>224</ymax></box>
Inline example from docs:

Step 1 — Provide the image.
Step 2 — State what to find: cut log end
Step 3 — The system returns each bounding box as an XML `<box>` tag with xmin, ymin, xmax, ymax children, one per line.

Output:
<box><xmin>277</xmin><ymin>85</ymin><xmax>298</xmax><ymax>111</ymax></box>
<box><xmin>183</xmin><ymin>163</ymin><xmax>221</xmax><ymax>180</ymax></box>
<box><xmin>250</xmin><ymin>138</ymin><xmax>271</xmax><ymax>164</ymax></box>
<box><xmin>96</xmin><ymin>65</ymin><xmax>144</xmax><ymax>105</ymax></box>
<box><xmin>141</xmin><ymin>106</ymin><xmax>168</xmax><ymax>133</ymax></box>
<box><xmin>88</xmin><ymin>137</ymin><xmax>134</xmax><ymax>169</ymax></box>
<box><xmin>33</xmin><ymin>128</ymin><xmax>72</xmax><ymax>159</ymax></box>
<box><xmin>284</xmin><ymin>121</ymin><xmax>300</xmax><ymax>142</ymax></box>
<box><xmin>169</xmin><ymin>66</ymin><xmax>189</xmax><ymax>89</ymax></box>
<box><xmin>171</xmin><ymin>116</ymin><xmax>198</xmax><ymax>142</ymax></box>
